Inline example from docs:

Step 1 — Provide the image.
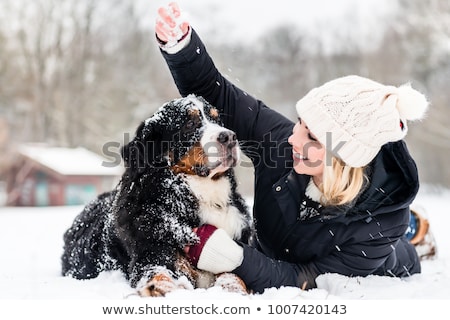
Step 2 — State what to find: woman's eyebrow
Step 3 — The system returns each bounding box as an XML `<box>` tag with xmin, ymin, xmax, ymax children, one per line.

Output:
<box><xmin>298</xmin><ymin>117</ymin><xmax>310</xmax><ymax>130</ymax></box>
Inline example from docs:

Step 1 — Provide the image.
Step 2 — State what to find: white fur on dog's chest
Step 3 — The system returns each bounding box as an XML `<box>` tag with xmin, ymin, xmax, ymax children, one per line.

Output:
<box><xmin>184</xmin><ymin>175</ymin><xmax>247</xmax><ymax>240</ymax></box>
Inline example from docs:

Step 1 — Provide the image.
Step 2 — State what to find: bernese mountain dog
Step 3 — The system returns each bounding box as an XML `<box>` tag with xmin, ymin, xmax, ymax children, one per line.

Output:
<box><xmin>61</xmin><ymin>95</ymin><xmax>254</xmax><ymax>296</ymax></box>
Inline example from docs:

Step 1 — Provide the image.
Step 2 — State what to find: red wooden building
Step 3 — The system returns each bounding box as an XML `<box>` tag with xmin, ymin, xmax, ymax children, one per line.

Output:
<box><xmin>6</xmin><ymin>144</ymin><xmax>123</xmax><ymax>206</ymax></box>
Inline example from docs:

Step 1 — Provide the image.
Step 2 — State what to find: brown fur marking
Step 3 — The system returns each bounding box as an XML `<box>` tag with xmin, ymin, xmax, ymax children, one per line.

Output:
<box><xmin>171</xmin><ymin>143</ymin><xmax>207</xmax><ymax>175</ymax></box>
<box><xmin>209</xmin><ymin>108</ymin><xmax>219</xmax><ymax>119</ymax></box>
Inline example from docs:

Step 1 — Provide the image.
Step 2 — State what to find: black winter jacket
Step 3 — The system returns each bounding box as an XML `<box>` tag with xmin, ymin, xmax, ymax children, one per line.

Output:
<box><xmin>160</xmin><ymin>29</ymin><xmax>421</xmax><ymax>293</ymax></box>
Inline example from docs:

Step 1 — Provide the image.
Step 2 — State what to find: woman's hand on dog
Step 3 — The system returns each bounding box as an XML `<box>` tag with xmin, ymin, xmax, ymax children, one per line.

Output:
<box><xmin>185</xmin><ymin>225</ymin><xmax>217</xmax><ymax>266</ymax></box>
<box><xmin>156</xmin><ymin>2</ymin><xmax>190</xmax><ymax>44</ymax></box>
<box><xmin>185</xmin><ymin>224</ymin><xmax>244</xmax><ymax>274</ymax></box>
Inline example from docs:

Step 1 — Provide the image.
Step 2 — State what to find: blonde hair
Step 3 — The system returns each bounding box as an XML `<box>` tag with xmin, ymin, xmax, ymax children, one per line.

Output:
<box><xmin>319</xmin><ymin>156</ymin><xmax>367</xmax><ymax>207</ymax></box>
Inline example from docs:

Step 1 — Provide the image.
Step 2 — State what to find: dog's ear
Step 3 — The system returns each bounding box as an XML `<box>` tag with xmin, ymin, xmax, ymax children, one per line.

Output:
<box><xmin>121</xmin><ymin>122</ymin><xmax>147</xmax><ymax>180</ymax></box>
<box><xmin>121</xmin><ymin>121</ymin><xmax>165</xmax><ymax>180</ymax></box>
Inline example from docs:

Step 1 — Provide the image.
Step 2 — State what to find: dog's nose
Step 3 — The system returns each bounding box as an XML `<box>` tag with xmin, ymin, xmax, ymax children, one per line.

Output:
<box><xmin>217</xmin><ymin>131</ymin><xmax>237</xmax><ymax>147</ymax></box>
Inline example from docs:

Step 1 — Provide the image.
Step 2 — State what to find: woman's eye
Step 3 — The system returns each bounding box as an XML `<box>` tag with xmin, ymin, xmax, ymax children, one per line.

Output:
<box><xmin>308</xmin><ymin>133</ymin><xmax>317</xmax><ymax>141</ymax></box>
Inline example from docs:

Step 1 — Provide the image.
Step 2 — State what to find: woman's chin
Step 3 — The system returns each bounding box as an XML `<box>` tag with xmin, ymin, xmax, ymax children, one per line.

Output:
<box><xmin>293</xmin><ymin>163</ymin><xmax>323</xmax><ymax>177</ymax></box>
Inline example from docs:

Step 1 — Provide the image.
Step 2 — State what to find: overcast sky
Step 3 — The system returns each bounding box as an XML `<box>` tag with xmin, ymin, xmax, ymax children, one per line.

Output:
<box><xmin>139</xmin><ymin>0</ymin><xmax>392</xmax><ymax>44</ymax></box>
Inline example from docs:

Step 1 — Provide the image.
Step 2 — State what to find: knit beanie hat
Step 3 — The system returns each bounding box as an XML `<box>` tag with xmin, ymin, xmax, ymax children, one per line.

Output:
<box><xmin>296</xmin><ymin>75</ymin><xmax>429</xmax><ymax>167</ymax></box>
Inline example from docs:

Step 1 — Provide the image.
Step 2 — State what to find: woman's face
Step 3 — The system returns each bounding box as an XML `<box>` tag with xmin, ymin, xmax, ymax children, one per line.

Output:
<box><xmin>288</xmin><ymin>119</ymin><xmax>325</xmax><ymax>182</ymax></box>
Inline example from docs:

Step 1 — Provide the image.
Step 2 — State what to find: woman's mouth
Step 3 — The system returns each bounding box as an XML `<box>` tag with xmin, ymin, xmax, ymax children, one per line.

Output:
<box><xmin>293</xmin><ymin>152</ymin><xmax>308</xmax><ymax>161</ymax></box>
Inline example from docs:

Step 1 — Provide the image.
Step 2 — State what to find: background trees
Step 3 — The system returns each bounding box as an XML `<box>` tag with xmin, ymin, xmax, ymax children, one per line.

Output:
<box><xmin>0</xmin><ymin>0</ymin><xmax>448</xmax><ymax>195</ymax></box>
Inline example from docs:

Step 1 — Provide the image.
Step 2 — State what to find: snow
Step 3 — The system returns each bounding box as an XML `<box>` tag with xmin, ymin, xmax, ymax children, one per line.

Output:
<box><xmin>0</xmin><ymin>188</ymin><xmax>449</xmax><ymax>302</ymax></box>
<box><xmin>0</xmin><ymin>189</ymin><xmax>448</xmax><ymax>319</ymax></box>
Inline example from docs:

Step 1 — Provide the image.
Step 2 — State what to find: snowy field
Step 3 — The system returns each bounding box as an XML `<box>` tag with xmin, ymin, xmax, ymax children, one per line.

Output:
<box><xmin>1</xmin><ymin>187</ymin><xmax>449</xmax><ymax>301</ymax></box>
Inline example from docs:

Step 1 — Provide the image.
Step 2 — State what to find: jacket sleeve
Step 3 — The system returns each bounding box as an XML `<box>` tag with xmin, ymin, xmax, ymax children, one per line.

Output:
<box><xmin>160</xmin><ymin>29</ymin><xmax>294</xmax><ymax>159</ymax></box>
<box><xmin>233</xmin><ymin>244</ymin><xmax>320</xmax><ymax>293</ymax></box>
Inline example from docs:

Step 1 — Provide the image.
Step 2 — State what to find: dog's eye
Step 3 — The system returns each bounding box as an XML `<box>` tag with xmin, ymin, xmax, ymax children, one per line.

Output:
<box><xmin>185</xmin><ymin>120</ymin><xmax>195</xmax><ymax>129</ymax></box>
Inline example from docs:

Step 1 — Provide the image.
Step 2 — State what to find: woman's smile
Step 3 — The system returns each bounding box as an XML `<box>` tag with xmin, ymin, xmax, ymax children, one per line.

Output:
<box><xmin>288</xmin><ymin>119</ymin><xmax>325</xmax><ymax>178</ymax></box>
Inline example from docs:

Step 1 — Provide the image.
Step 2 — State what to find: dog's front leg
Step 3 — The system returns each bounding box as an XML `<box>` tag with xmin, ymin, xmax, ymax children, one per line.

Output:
<box><xmin>138</xmin><ymin>271</ymin><xmax>187</xmax><ymax>297</ymax></box>
<box><xmin>214</xmin><ymin>273</ymin><xmax>249</xmax><ymax>295</ymax></box>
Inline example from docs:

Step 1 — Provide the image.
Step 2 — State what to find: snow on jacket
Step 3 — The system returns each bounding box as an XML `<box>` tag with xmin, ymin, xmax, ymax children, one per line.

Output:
<box><xmin>160</xmin><ymin>29</ymin><xmax>421</xmax><ymax>293</ymax></box>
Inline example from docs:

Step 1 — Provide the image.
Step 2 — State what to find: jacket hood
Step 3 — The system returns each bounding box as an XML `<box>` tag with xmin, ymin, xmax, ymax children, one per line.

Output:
<box><xmin>318</xmin><ymin>140</ymin><xmax>419</xmax><ymax>224</ymax></box>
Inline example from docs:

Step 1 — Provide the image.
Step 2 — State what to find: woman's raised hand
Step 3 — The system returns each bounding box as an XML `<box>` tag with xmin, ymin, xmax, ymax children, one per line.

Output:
<box><xmin>155</xmin><ymin>2</ymin><xmax>190</xmax><ymax>45</ymax></box>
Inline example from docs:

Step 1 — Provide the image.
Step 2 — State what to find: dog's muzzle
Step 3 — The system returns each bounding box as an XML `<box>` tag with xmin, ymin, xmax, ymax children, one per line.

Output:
<box><xmin>205</xmin><ymin>129</ymin><xmax>240</xmax><ymax>171</ymax></box>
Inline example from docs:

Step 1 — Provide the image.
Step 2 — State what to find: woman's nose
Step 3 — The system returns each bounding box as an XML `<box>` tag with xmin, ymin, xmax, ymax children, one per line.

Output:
<box><xmin>288</xmin><ymin>133</ymin><xmax>303</xmax><ymax>149</ymax></box>
<box><xmin>288</xmin><ymin>134</ymin><xmax>293</xmax><ymax>145</ymax></box>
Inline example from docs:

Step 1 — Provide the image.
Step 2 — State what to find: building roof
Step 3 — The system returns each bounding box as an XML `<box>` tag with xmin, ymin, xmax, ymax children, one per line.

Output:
<box><xmin>19</xmin><ymin>144</ymin><xmax>123</xmax><ymax>176</ymax></box>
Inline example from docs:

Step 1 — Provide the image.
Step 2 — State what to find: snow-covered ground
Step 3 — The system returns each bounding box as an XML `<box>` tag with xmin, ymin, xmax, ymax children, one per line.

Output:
<box><xmin>1</xmin><ymin>187</ymin><xmax>449</xmax><ymax>301</ymax></box>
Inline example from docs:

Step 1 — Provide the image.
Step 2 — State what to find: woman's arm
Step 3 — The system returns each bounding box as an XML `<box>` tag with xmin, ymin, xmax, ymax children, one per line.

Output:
<box><xmin>156</xmin><ymin>3</ymin><xmax>294</xmax><ymax>167</ymax></box>
<box><xmin>186</xmin><ymin>224</ymin><xmax>321</xmax><ymax>293</ymax></box>
<box><xmin>160</xmin><ymin>29</ymin><xmax>294</xmax><ymax>144</ymax></box>
<box><xmin>235</xmin><ymin>245</ymin><xmax>320</xmax><ymax>293</ymax></box>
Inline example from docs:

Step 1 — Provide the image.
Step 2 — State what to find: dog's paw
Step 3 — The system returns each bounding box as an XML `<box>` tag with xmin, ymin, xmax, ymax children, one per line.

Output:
<box><xmin>214</xmin><ymin>273</ymin><xmax>249</xmax><ymax>295</ymax></box>
<box><xmin>138</xmin><ymin>272</ymin><xmax>190</xmax><ymax>297</ymax></box>
<box><xmin>138</xmin><ymin>273</ymin><xmax>178</xmax><ymax>297</ymax></box>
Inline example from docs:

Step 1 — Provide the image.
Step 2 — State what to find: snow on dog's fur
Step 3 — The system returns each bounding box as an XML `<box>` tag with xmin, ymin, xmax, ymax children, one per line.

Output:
<box><xmin>61</xmin><ymin>95</ymin><xmax>254</xmax><ymax>296</ymax></box>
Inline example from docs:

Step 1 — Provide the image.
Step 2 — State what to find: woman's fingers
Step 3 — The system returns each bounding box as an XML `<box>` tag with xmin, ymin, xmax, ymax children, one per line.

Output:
<box><xmin>169</xmin><ymin>2</ymin><xmax>181</xmax><ymax>18</ymax></box>
<box><xmin>158</xmin><ymin>6</ymin><xmax>176</xmax><ymax>27</ymax></box>
<box><xmin>180</xmin><ymin>21</ymin><xmax>189</xmax><ymax>35</ymax></box>
<box><xmin>155</xmin><ymin>2</ymin><xmax>189</xmax><ymax>44</ymax></box>
<box><xmin>155</xmin><ymin>19</ymin><xmax>169</xmax><ymax>41</ymax></box>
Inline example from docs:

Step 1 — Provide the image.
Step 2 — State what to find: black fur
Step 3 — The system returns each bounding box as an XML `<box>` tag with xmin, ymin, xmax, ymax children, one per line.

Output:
<box><xmin>61</xmin><ymin>96</ymin><xmax>253</xmax><ymax>288</ymax></box>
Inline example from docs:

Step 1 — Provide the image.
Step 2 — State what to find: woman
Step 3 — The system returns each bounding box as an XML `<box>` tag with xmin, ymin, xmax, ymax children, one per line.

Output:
<box><xmin>155</xmin><ymin>3</ymin><xmax>431</xmax><ymax>293</ymax></box>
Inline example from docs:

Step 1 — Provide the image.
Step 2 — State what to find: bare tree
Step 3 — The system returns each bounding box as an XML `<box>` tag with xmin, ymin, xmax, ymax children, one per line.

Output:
<box><xmin>0</xmin><ymin>0</ymin><xmax>449</xmax><ymax>189</ymax></box>
<box><xmin>388</xmin><ymin>0</ymin><xmax>450</xmax><ymax>186</ymax></box>
<box><xmin>0</xmin><ymin>0</ymin><xmax>179</xmax><ymax>153</ymax></box>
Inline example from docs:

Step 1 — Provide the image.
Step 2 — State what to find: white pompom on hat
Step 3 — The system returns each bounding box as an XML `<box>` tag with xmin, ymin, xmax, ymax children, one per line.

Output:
<box><xmin>296</xmin><ymin>75</ymin><xmax>429</xmax><ymax>168</ymax></box>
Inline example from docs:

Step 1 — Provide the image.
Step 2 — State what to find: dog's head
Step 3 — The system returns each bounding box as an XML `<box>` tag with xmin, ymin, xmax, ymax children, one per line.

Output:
<box><xmin>122</xmin><ymin>95</ymin><xmax>240</xmax><ymax>180</ymax></box>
